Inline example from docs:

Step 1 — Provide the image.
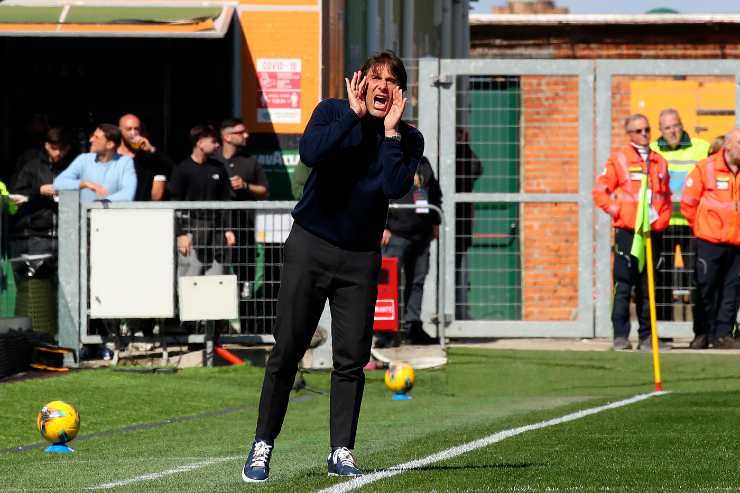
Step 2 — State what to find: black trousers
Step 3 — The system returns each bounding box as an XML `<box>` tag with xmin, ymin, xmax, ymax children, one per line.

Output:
<box><xmin>694</xmin><ymin>238</ymin><xmax>740</xmax><ymax>339</ymax></box>
<box><xmin>230</xmin><ymin>210</ymin><xmax>255</xmax><ymax>332</ymax></box>
<box><xmin>381</xmin><ymin>233</ymin><xmax>432</xmax><ymax>326</ymax></box>
<box><xmin>655</xmin><ymin>224</ymin><xmax>706</xmax><ymax>334</ymax></box>
<box><xmin>255</xmin><ymin>223</ymin><xmax>381</xmax><ymax>448</ymax></box>
<box><xmin>612</xmin><ymin>228</ymin><xmax>662</xmax><ymax>341</ymax></box>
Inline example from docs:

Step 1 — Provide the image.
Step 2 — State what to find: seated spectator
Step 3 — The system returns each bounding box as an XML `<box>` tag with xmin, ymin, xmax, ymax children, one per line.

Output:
<box><xmin>10</xmin><ymin>128</ymin><xmax>71</xmax><ymax>259</ymax></box>
<box><xmin>53</xmin><ymin>124</ymin><xmax>136</xmax><ymax>202</ymax></box>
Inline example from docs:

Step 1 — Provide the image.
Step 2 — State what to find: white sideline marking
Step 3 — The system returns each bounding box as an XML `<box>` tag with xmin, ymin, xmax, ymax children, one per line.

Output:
<box><xmin>317</xmin><ymin>391</ymin><xmax>669</xmax><ymax>493</ymax></box>
<box><xmin>87</xmin><ymin>455</ymin><xmax>240</xmax><ymax>490</ymax></box>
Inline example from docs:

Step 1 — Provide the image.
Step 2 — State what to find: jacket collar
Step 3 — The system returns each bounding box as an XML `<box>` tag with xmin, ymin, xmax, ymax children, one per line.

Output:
<box><xmin>711</xmin><ymin>150</ymin><xmax>733</xmax><ymax>172</ymax></box>
<box><xmin>656</xmin><ymin>131</ymin><xmax>692</xmax><ymax>152</ymax></box>
<box><xmin>624</xmin><ymin>143</ymin><xmax>660</xmax><ymax>165</ymax></box>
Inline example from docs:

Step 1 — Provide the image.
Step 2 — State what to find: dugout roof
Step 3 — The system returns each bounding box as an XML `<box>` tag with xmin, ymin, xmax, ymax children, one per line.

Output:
<box><xmin>0</xmin><ymin>1</ymin><xmax>234</xmax><ymax>38</ymax></box>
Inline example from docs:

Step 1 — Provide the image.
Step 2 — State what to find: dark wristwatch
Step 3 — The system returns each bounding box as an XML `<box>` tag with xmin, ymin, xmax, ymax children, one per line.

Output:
<box><xmin>385</xmin><ymin>133</ymin><xmax>402</xmax><ymax>142</ymax></box>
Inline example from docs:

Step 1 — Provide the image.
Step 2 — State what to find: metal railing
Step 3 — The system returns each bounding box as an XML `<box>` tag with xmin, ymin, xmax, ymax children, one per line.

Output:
<box><xmin>57</xmin><ymin>194</ymin><xmax>448</xmax><ymax>364</ymax></box>
<box><xmin>418</xmin><ymin>57</ymin><xmax>740</xmax><ymax>339</ymax></box>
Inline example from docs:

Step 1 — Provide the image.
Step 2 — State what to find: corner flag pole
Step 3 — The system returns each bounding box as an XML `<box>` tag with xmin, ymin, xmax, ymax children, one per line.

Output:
<box><xmin>644</xmin><ymin>229</ymin><xmax>663</xmax><ymax>392</ymax></box>
<box><xmin>631</xmin><ymin>172</ymin><xmax>664</xmax><ymax>393</ymax></box>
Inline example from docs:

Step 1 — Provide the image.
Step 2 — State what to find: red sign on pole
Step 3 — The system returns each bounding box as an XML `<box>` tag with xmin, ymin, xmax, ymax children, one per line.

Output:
<box><xmin>374</xmin><ymin>257</ymin><xmax>399</xmax><ymax>333</ymax></box>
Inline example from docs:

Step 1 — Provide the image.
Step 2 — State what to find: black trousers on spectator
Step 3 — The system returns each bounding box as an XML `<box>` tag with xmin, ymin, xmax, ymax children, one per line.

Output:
<box><xmin>255</xmin><ymin>223</ymin><xmax>381</xmax><ymax>448</ymax></box>
<box><xmin>655</xmin><ymin>224</ymin><xmax>706</xmax><ymax>334</ymax></box>
<box><xmin>694</xmin><ymin>238</ymin><xmax>740</xmax><ymax>340</ymax></box>
<box><xmin>252</xmin><ymin>243</ymin><xmax>282</xmax><ymax>333</ymax></box>
<box><xmin>231</xmin><ymin>210</ymin><xmax>255</xmax><ymax>332</ymax></box>
<box><xmin>612</xmin><ymin>228</ymin><xmax>662</xmax><ymax>341</ymax></box>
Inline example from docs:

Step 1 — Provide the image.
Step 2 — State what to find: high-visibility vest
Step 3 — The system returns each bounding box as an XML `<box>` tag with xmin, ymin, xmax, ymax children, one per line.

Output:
<box><xmin>681</xmin><ymin>151</ymin><xmax>740</xmax><ymax>245</ymax></box>
<box><xmin>650</xmin><ymin>137</ymin><xmax>710</xmax><ymax>226</ymax></box>
<box><xmin>0</xmin><ymin>181</ymin><xmax>17</xmax><ymax>215</ymax></box>
<box><xmin>593</xmin><ymin>145</ymin><xmax>671</xmax><ymax>232</ymax></box>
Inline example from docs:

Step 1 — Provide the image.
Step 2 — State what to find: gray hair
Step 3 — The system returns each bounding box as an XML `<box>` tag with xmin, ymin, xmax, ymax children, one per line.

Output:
<box><xmin>658</xmin><ymin>108</ymin><xmax>681</xmax><ymax>121</ymax></box>
<box><xmin>724</xmin><ymin>127</ymin><xmax>740</xmax><ymax>143</ymax></box>
<box><xmin>624</xmin><ymin>114</ymin><xmax>648</xmax><ymax>132</ymax></box>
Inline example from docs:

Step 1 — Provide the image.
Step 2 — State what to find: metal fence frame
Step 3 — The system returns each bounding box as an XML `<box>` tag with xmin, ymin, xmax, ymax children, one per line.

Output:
<box><xmin>58</xmin><ymin>195</ymin><xmax>298</xmax><ymax>360</ymax></box>
<box><xmin>420</xmin><ymin>58</ymin><xmax>595</xmax><ymax>338</ymax></box>
<box><xmin>419</xmin><ymin>57</ymin><xmax>740</xmax><ymax>339</ymax></box>
<box><xmin>594</xmin><ymin>59</ymin><xmax>740</xmax><ymax>338</ymax></box>
<box><xmin>58</xmin><ymin>194</ymin><xmax>448</xmax><ymax>363</ymax></box>
<box><xmin>55</xmin><ymin>60</ymin><xmax>740</xmax><ymax>358</ymax></box>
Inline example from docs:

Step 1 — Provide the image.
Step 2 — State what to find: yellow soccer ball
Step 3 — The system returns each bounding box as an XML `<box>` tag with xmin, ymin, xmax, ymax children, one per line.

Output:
<box><xmin>384</xmin><ymin>363</ymin><xmax>415</xmax><ymax>394</ymax></box>
<box><xmin>37</xmin><ymin>401</ymin><xmax>80</xmax><ymax>444</ymax></box>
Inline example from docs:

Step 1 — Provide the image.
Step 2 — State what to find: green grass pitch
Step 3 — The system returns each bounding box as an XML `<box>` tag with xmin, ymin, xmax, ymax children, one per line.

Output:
<box><xmin>1</xmin><ymin>348</ymin><xmax>739</xmax><ymax>492</ymax></box>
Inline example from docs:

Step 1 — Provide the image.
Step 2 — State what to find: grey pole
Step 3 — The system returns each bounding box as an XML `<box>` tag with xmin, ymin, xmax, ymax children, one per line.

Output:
<box><xmin>57</xmin><ymin>191</ymin><xmax>80</xmax><ymax>367</ymax></box>
<box><xmin>367</xmin><ymin>0</ymin><xmax>380</xmax><ymax>54</ymax></box>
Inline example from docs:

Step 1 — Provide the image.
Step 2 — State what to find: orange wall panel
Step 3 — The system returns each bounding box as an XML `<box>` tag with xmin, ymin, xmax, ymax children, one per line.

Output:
<box><xmin>240</xmin><ymin>9</ymin><xmax>320</xmax><ymax>134</ymax></box>
<box><xmin>240</xmin><ymin>0</ymin><xmax>318</xmax><ymax>5</ymax></box>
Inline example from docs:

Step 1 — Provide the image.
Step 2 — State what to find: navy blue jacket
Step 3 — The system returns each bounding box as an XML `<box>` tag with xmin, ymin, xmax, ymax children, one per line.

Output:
<box><xmin>295</xmin><ymin>99</ymin><xmax>424</xmax><ymax>251</ymax></box>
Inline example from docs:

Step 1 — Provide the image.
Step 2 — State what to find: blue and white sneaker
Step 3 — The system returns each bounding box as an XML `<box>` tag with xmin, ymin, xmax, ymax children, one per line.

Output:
<box><xmin>241</xmin><ymin>440</ymin><xmax>273</xmax><ymax>482</ymax></box>
<box><xmin>327</xmin><ymin>447</ymin><xmax>362</xmax><ymax>477</ymax></box>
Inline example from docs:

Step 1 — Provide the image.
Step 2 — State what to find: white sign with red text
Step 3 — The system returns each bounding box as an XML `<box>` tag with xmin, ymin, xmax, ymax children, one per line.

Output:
<box><xmin>374</xmin><ymin>299</ymin><xmax>396</xmax><ymax>321</ymax></box>
<box><xmin>256</xmin><ymin>58</ymin><xmax>301</xmax><ymax>124</ymax></box>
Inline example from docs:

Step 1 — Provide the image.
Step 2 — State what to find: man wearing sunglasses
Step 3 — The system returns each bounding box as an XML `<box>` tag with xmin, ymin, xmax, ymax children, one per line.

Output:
<box><xmin>593</xmin><ymin>114</ymin><xmax>672</xmax><ymax>351</ymax></box>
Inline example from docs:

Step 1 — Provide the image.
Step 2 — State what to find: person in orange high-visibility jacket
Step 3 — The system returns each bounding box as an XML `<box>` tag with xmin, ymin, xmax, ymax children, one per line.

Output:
<box><xmin>593</xmin><ymin>114</ymin><xmax>672</xmax><ymax>351</ymax></box>
<box><xmin>680</xmin><ymin>128</ymin><xmax>740</xmax><ymax>350</ymax></box>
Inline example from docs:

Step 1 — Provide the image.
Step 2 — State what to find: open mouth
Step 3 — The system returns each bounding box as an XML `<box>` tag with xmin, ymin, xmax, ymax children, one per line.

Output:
<box><xmin>372</xmin><ymin>94</ymin><xmax>389</xmax><ymax>110</ymax></box>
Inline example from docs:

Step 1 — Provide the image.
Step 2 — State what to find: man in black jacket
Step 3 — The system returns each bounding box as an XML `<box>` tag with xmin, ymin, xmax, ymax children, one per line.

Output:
<box><xmin>169</xmin><ymin>125</ymin><xmax>235</xmax><ymax>276</ymax></box>
<box><xmin>11</xmin><ymin>128</ymin><xmax>70</xmax><ymax>260</ymax></box>
<box><xmin>380</xmin><ymin>156</ymin><xmax>442</xmax><ymax>346</ymax></box>
<box><xmin>242</xmin><ymin>51</ymin><xmax>423</xmax><ymax>483</ymax></box>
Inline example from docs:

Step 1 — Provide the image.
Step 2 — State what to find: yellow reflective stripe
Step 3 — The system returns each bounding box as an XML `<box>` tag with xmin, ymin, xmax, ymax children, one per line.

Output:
<box><xmin>670</xmin><ymin>217</ymin><xmax>689</xmax><ymax>226</ymax></box>
<box><xmin>667</xmin><ymin>162</ymin><xmax>697</xmax><ymax>172</ymax></box>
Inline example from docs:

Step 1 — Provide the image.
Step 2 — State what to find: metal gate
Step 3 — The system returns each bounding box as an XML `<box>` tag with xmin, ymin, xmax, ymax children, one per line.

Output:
<box><xmin>594</xmin><ymin>59</ymin><xmax>740</xmax><ymax>338</ymax></box>
<box><xmin>419</xmin><ymin>59</ymin><xmax>595</xmax><ymax>338</ymax></box>
<box><xmin>420</xmin><ymin>58</ymin><xmax>740</xmax><ymax>339</ymax></box>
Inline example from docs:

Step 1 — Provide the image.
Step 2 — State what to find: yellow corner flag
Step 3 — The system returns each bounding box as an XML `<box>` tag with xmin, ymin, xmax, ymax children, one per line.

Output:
<box><xmin>629</xmin><ymin>174</ymin><xmax>664</xmax><ymax>392</ymax></box>
<box><xmin>630</xmin><ymin>175</ymin><xmax>649</xmax><ymax>272</ymax></box>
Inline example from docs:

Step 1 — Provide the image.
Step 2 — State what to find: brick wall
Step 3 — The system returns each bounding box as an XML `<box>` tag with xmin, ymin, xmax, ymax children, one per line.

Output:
<box><xmin>521</xmin><ymin>76</ymin><xmax>580</xmax><ymax>320</ymax></box>
<box><xmin>472</xmin><ymin>43</ymin><xmax>740</xmax><ymax>60</ymax></box>
<box><xmin>469</xmin><ymin>29</ymin><xmax>740</xmax><ymax>323</ymax></box>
